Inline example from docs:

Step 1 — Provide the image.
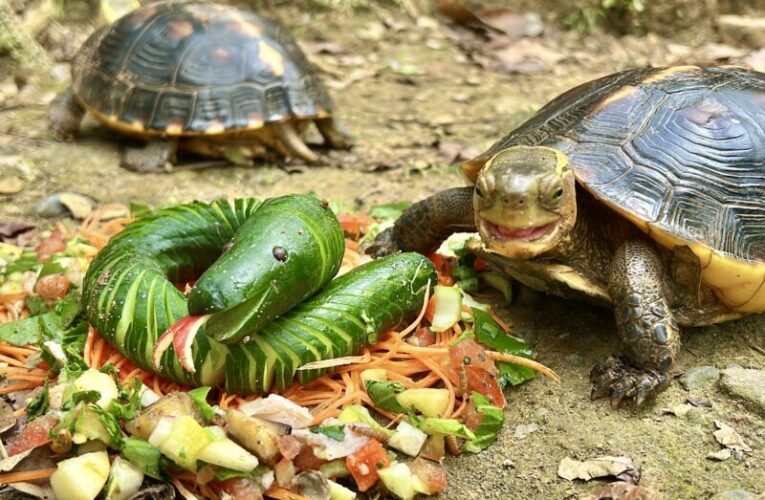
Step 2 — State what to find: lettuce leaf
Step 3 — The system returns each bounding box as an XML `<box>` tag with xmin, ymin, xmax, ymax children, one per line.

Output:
<box><xmin>188</xmin><ymin>386</ymin><xmax>215</xmax><ymax>422</ymax></box>
<box><xmin>365</xmin><ymin>380</ymin><xmax>408</xmax><ymax>414</ymax></box>
<box><xmin>463</xmin><ymin>392</ymin><xmax>504</xmax><ymax>453</ymax></box>
<box><xmin>473</xmin><ymin>308</ymin><xmax>535</xmax><ymax>387</ymax></box>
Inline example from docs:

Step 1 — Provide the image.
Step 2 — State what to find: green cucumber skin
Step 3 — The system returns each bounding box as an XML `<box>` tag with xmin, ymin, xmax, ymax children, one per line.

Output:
<box><xmin>224</xmin><ymin>253</ymin><xmax>436</xmax><ymax>394</ymax></box>
<box><xmin>83</xmin><ymin>199</ymin><xmax>261</xmax><ymax>386</ymax></box>
<box><xmin>190</xmin><ymin>195</ymin><xmax>345</xmax><ymax>344</ymax></box>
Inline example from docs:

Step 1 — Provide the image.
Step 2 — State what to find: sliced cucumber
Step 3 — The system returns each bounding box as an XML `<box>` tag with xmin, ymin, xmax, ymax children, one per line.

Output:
<box><xmin>429</xmin><ymin>285</ymin><xmax>462</xmax><ymax>333</ymax></box>
<box><xmin>197</xmin><ymin>437</ymin><xmax>259</xmax><ymax>472</ymax></box>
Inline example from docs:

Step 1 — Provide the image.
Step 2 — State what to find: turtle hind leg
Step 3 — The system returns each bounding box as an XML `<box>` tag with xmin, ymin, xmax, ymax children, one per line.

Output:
<box><xmin>272</xmin><ymin>121</ymin><xmax>319</xmax><ymax>163</ymax></box>
<box><xmin>121</xmin><ymin>139</ymin><xmax>178</xmax><ymax>173</ymax></box>
<box><xmin>315</xmin><ymin>117</ymin><xmax>352</xmax><ymax>150</ymax></box>
<box><xmin>366</xmin><ymin>186</ymin><xmax>476</xmax><ymax>257</ymax></box>
<box><xmin>48</xmin><ymin>88</ymin><xmax>85</xmax><ymax>140</ymax></box>
<box><xmin>593</xmin><ymin>239</ymin><xmax>679</xmax><ymax>408</ymax></box>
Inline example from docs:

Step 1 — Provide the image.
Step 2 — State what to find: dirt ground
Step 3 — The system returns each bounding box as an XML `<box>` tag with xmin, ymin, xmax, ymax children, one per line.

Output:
<box><xmin>1</xmin><ymin>1</ymin><xmax>765</xmax><ymax>498</ymax></box>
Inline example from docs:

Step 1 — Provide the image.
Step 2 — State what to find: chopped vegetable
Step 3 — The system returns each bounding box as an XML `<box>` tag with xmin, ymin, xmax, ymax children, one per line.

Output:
<box><xmin>329</xmin><ymin>479</ymin><xmax>357</xmax><ymax>500</ymax></box>
<box><xmin>463</xmin><ymin>393</ymin><xmax>505</xmax><ymax>453</ymax></box>
<box><xmin>414</xmin><ymin>418</ymin><xmax>476</xmax><ymax>440</ymax></box>
<box><xmin>378</xmin><ymin>462</ymin><xmax>416</xmax><ymax>500</ymax></box>
<box><xmin>396</xmin><ymin>388</ymin><xmax>450</xmax><ymax>417</ymax></box>
<box><xmin>188</xmin><ymin>386</ymin><xmax>215</xmax><ymax>422</ymax></box>
<box><xmin>365</xmin><ymin>380</ymin><xmax>408</xmax><ymax>414</ymax></box>
<box><xmin>126</xmin><ymin>392</ymin><xmax>202</xmax><ymax>440</ymax></box>
<box><xmin>50</xmin><ymin>451</ymin><xmax>110</xmax><ymax>500</ymax></box>
<box><xmin>410</xmin><ymin>458</ymin><xmax>448</xmax><ymax>495</ymax></box>
<box><xmin>197</xmin><ymin>437</ymin><xmax>260</xmax><ymax>472</ymax></box>
<box><xmin>388</xmin><ymin>421</ymin><xmax>428</xmax><ymax>457</ymax></box>
<box><xmin>473</xmin><ymin>309</ymin><xmax>535</xmax><ymax>386</ymax></box>
<box><xmin>149</xmin><ymin>415</ymin><xmax>214</xmax><ymax>471</ymax></box>
<box><xmin>337</xmin><ymin>405</ymin><xmax>394</xmax><ymax>438</ymax></box>
<box><xmin>429</xmin><ymin>285</ymin><xmax>463</xmax><ymax>333</ymax></box>
<box><xmin>120</xmin><ymin>437</ymin><xmax>164</xmax><ymax>480</ymax></box>
<box><xmin>345</xmin><ymin>439</ymin><xmax>390</xmax><ymax>492</ymax></box>
<box><xmin>310</xmin><ymin>425</ymin><xmax>346</xmax><ymax>441</ymax></box>
<box><xmin>225</xmin><ymin>410</ymin><xmax>285</xmax><ymax>464</ymax></box>
<box><xmin>72</xmin><ymin>369</ymin><xmax>119</xmax><ymax>409</ymax></box>
<box><xmin>105</xmin><ymin>456</ymin><xmax>144</xmax><ymax>500</ymax></box>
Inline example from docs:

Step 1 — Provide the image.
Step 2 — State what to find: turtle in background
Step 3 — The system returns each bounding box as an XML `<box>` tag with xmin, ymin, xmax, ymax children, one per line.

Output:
<box><xmin>48</xmin><ymin>1</ymin><xmax>349</xmax><ymax>172</ymax></box>
<box><xmin>369</xmin><ymin>65</ymin><xmax>765</xmax><ymax>407</ymax></box>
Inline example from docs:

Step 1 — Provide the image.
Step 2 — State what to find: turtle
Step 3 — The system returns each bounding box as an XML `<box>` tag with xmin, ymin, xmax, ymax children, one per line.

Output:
<box><xmin>369</xmin><ymin>65</ymin><xmax>765</xmax><ymax>407</ymax></box>
<box><xmin>47</xmin><ymin>1</ymin><xmax>349</xmax><ymax>172</ymax></box>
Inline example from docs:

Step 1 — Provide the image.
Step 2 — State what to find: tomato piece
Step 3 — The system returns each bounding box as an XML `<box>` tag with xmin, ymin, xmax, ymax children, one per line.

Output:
<box><xmin>474</xmin><ymin>258</ymin><xmax>486</xmax><ymax>272</ymax></box>
<box><xmin>465</xmin><ymin>365</ymin><xmax>506</xmax><ymax>409</ymax></box>
<box><xmin>410</xmin><ymin>457</ymin><xmax>448</xmax><ymax>494</ymax></box>
<box><xmin>345</xmin><ymin>439</ymin><xmax>390</xmax><ymax>492</ymax></box>
<box><xmin>35</xmin><ymin>233</ymin><xmax>66</xmax><ymax>262</ymax></box>
<box><xmin>35</xmin><ymin>274</ymin><xmax>70</xmax><ymax>301</ymax></box>
<box><xmin>428</xmin><ymin>253</ymin><xmax>455</xmax><ymax>286</ymax></box>
<box><xmin>292</xmin><ymin>446</ymin><xmax>327</xmax><ymax>471</ymax></box>
<box><xmin>411</xmin><ymin>326</ymin><xmax>435</xmax><ymax>347</ymax></box>
<box><xmin>218</xmin><ymin>478</ymin><xmax>264</xmax><ymax>500</ymax></box>
<box><xmin>337</xmin><ymin>212</ymin><xmax>374</xmax><ymax>239</ymax></box>
<box><xmin>439</xmin><ymin>338</ymin><xmax>498</xmax><ymax>389</ymax></box>
<box><xmin>6</xmin><ymin>414</ymin><xmax>58</xmax><ymax>456</ymax></box>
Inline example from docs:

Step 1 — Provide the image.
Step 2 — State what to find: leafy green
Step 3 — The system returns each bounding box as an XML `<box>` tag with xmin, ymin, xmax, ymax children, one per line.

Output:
<box><xmin>129</xmin><ymin>202</ymin><xmax>154</xmax><ymax>219</ymax></box>
<box><xmin>411</xmin><ymin>417</ymin><xmax>476</xmax><ymax>440</ymax></box>
<box><xmin>213</xmin><ymin>465</ymin><xmax>271</xmax><ymax>482</ymax></box>
<box><xmin>337</xmin><ymin>405</ymin><xmax>394</xmax><ymax>438</ymax></box>
<box><xmin>0</xmin><ymin>292</ymin><xmax>83</xmax><ymax>347</ymax></box>
<box><xmin>368</xmin><ymin>201</ymin><xmax>411</xmax><ymax>221</ymax></box>
<box><xmin>365</xmin><ymin>380</ymin><xmax>408</xmax><ymax>414</ymax></box>
<box><xmin>24</xmin><ymin>295</ymin><xmax>47</xmax><ymax>316</ymax></box>
<box><xmin>121</xmin><ymin>437</ymin><xmax>164</xmax><ymax>480</ymax></box>
<box><xmin>473</xmin><ymin>309</ymin><xmax>535</xmax><ymax>387</ymax></box>
<box><xmin>38</xmin><ymin>261</ymin><xmax>65</xmax><ymax>278</ymax></box>
<box><xmin>463</xmin><ymin>393</ymin><xmax>504</xmax><ymax>453</ymax></box>
<box><xmin>310</xmin><ymin>425</ymin><xmax>346</xmax><ymax>441</ymax></box>
<box><xmin>26</xmin><ymin>381</ymin><xmax>50</xmax><ymax>420</ymax></box>
<box><xmin>327</xmin><ymin>198</ymin><xmax>353</xmax><ymax>216</ymax></box>
<box><xmin>4</xmin><ymin>252</ymin><xmax>38</xmax><ymax>274</ymax></box>
<box><xmin>110</xmin><ymin>378</ymin><xmax>144</xmax><ymax>421</ymax></box>
<box><xmin>89</xmin><ymin>404</ymin><xmax>124</xmax><ymax>448</ymax></box>
<box><xmin>71</xmin><ymin>390</ymin><xmax>101</xmax><ymax>406</ymax></box>
<box><xmin>188</xmin><ymin>386</ymin><xmax>215</xmax><ymax>422</ymax></box>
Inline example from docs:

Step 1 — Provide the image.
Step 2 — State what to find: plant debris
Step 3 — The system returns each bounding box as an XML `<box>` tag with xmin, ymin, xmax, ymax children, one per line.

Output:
<box><xmin>557</xmin><ymin>456</ymin><xmax>640</xmax><ymax>484</ymax></box>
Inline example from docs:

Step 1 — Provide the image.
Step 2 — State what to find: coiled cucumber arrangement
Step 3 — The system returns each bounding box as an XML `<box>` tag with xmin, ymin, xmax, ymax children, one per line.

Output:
<box><xmin>82</xmin><ymin>195</ymin><xmax>435</xmax><ymax>393</ymax></box>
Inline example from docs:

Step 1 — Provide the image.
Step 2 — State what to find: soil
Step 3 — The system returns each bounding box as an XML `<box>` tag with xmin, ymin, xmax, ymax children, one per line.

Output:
<box><xmin>1</xmin><ymin>1</ymin><xmax>764</xmax><ymax>498</ymax></box>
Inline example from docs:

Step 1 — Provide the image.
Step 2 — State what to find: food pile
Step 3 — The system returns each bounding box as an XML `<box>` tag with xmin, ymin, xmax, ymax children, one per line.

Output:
<box><xmin>0</xmin><ymin>199</ymin><xmax>557</xmax><ymax>500</ymax></box>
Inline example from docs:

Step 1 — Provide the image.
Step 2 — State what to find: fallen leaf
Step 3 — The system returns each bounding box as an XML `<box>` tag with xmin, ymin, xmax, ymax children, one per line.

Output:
<box><xmin>558</xmin><ymin>456</ymin><xmax>640</xmax><ymax>484</ymax></box>
<box><xmin>490</xmin><ymin>39</ymin><xmax>564</xmax><ymax>74</ymax></box>
<box><xmin>436</xmin><ymin>1</ymin><xmax>542</xmax><ymax>40</ymax></box>
<box><xmin>713</xmin><ymin>421</ymin><xmax>752</xmax><ymax>453</ymax></box>
<box><xmin>0</xmin><ymin>399</ymin><xmax>16</xmax><ymax>433</ymax></box>
<box><xmin>301</xmin><ymin>41</ymin><xmax>345</xmax><ymax>55</ymax></box>
<box><xmin>8</xmin><ymin>482</ymin><xmax>55</xmax><ymax>499</ymax></box>
<box><xmin>34</xmin><ymin>192</ymin><xmax>97</xmax><ymax>219</ymax></box>
<box><xmin>0</xmin><ymin>448</ymin><xmax>33</xmax><ymax>472</ymax></box>
<box><xmin>579</xmin><ymin>481</ymin><xmax>651</xmax><ymax>500</ymax></box>
<box><xmin>0</xmin><ymin>176</ymin><xmax>23</xmax><ymax>194</ymax></box>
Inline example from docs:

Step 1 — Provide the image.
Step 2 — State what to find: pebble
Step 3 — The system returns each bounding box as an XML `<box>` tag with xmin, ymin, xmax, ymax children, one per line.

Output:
<box><xmin>514</xmin><ymin>423</ymin><xmax>539</xmax><ymax>440</ymax></box>
<box><xmin>719</xmin><ymin>367</ymin><xmax>765</xmax><ymax>416</ymax></box>
<box><xmin>679</xmin><ymin>366</ymin><xmax>720</xmax><ymax>390</ymax></box>
<box><xmin>502</xmin><ymin>459</ymin><xmax>514</xmax><ymax>468</ymax></box>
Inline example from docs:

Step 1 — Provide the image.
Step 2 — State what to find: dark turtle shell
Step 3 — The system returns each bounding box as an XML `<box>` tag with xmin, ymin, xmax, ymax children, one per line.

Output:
<box><xmin>71</xmin><ymin>1</ymin><xmax>332</xmax><ymax>135</ymax></box>
<box><xmin>465</xmin><ymin>65</ymin><xmax>765</xmax><ymax>312</ymax></box>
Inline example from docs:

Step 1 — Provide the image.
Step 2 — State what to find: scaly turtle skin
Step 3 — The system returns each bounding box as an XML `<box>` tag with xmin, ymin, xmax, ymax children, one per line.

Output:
<box><xmin>370</xmin><ymin>65</ymin><xmax>765</xmax><ymax>408</ymax></box>
<box><xmin>48</xmin><ymin>1</ymin><xmax>349</xmax><ymax>172</ymax></box>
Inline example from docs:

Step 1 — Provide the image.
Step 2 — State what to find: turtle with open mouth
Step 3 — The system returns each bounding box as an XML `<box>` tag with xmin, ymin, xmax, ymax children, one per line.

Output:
<box><xmin>369</xmin><ymin>65</ymin><xmax>765</xmax><ymax>407</ymax></box>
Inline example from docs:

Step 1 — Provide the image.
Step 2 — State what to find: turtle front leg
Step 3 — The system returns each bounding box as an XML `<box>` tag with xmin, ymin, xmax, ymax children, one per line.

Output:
<box><xmin>315</xmin><ymin>117</ymin><xmax>352</xmax><ymax>150</ymax></box>
<box><xmin>48</xmin><ymin>88</ymin><xmax>85</xmax><ymax>140</ymax></box>
<box><xmin>121</xmin><ymin>139</ymin><xmax>178</xmax><ymax>173</ymax></box>
<box><xmin>592</xmin><ymin>240</ymin><xmax>679</xmax><ymax>408</ymax></box>
<box><xmin>366</xmin><ymin>187</ymin><xmax>475</xmax><ymax>257</ymax></box>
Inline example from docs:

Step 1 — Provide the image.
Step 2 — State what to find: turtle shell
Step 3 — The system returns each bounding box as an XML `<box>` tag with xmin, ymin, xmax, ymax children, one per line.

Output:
<box><xmin>466</xmin><ymin>65</ymin><xmax>765</xmax><ymax>313</ymax></box>
<box><xmin>71</xmin><ymin>1</ymin><xmax>332</xmax><ymax>135</ymax></box>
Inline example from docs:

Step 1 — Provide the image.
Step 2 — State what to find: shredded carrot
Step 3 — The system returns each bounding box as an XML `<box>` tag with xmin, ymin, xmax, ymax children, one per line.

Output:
<box><xmin>0</xmin><ymin>468</ymin><xmax>56</xmax><ymax>483</ymax></box>
<box><xmin>487</xmin><ymin>351</ymin><xmax>561</xmax><ymax>381</ymax></box>
<box><xmin>265</xmin><ymin>485</ymin><xmax>309</xmax><ymax>500</ymax></box>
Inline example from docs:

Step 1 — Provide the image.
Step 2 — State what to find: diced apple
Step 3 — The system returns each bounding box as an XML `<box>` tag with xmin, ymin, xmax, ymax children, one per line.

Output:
<box><xmin>197</xmin><ymin>438</ymin><xmax>259</xmax><ymax>472</ymax></box>
<box><xmin>73</xmin><ymin>369</ymin><xmax>119</xmax><ymax>409</ymax></box>
<box><xmin>329</xmin><ymin>479</ymin><xmax>357</xmax><ymax>500</ymax></box>
<box><xmin>395</xmin><ymin>388</ymin><xmax>450</xmax><ymax>417</ymax></box>
<box><xmin>360</xmin><ymin>369</ymin><xmax>387</xmax><ymax>384</ymax></box>
<box><xmin>74</xmin><ymin>406</ymin><xmax>115</xmax><ymax>447</ymax></box>
<box><xmin>151</xmin><ymin>416</ymin><xmax>214</xmax><ymax>471</ymax></box>
<box><xmin>50</xmin><ymin>451</ymin><xmax>110</xmax><ymax>500</ymax></box>
<box><xmin>104</xmin><ymin>457</ymin><xmax>144</xmax><ymax>500</ymax></box>
<box><xmin>377</xmin><ymin>462</ymin><xmax>415</xmax><ymax>500</ymax></box>
<box><xmin>429</xmin><ymin>286</ymin><xmax>462</xmax><ymax>333</ymax></box>
<box><xmin>388</xmin><ymin>421</ymin><xmax>428</xmax><ymax>457</ymax></box>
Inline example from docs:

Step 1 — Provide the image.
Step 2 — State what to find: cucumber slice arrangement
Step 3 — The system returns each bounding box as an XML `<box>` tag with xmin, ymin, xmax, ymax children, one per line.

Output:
<box><xmin>82</xmin><ymin>196</ymin><xmax>436</xmax><ymax>394</ymax></box>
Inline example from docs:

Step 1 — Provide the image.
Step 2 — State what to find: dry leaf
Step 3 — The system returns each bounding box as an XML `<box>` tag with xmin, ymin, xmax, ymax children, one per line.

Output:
<box><xmin>558</xmin><ymin>456</ymin><xmax>640</xmax><ymax>484</ymax></box>
<box><xmin>513</xmin><ymin>423</ymin><xmax>539</xmax><ymax>440</ymax></box>
<box><xmin>0</xmin><ymin>221</ymin><xmax>34</xmax><ymax>241</ymax></box>
<box><xmin>301</xmin><ymin>41</ymin><xmax>345</xmax><ymax>55</ymax></box>
<box><xmin>490</xmin><ymin>39</ymin><xmax>564</xmax><ymax>74</ymax></box>
<box><xmin>707</xmin><ymin>449</ymin><xmax>732</xmax><ymax>461</ymax></box>
<box><xmin>0</xmin><ymin>399</ymin><xmax>17</xmax><ymax>433</ymax></box>
<box><xmin>579</xmin><ymin>481</ymin><xmax>651</xmax><ymax>500</ymax></box>
<box><xmin>713</xmin><ymin>421</ymin><xmax>752</xmax><ymax>452</ymax></box>
<box><xmin>0</xmin><ymin>448</ymin><xmax>33</xmax><ymax>472</ymax></box>
<box><xmin>436</xmin><ymin>1</ymin><xmax>542</xmax><ymax>40</ymax></box>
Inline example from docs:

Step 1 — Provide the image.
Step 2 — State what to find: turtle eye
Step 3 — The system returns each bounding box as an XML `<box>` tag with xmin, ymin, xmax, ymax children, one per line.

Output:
<box><xmin>542</xmin><ymin>180</ymin><xmax>564</xmax><ymax>208</ymax></box>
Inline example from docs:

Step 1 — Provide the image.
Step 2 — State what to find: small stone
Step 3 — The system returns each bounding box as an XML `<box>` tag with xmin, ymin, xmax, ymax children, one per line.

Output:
<box><xmin>710</xmin><ymin>490</ymin><xmax>762</xmax><ymax>500</ymax></box>
<box><xmin>679</xmin><ymin>366</ymin><xmax>720</xmax><ymax>390</ymax></box>
<box><xmin>719</xmin><ymin>367</ymin><xmax>765</xmax><ymax>416</ymax></box>
<box><xmin>0</xmin><ymin>176</ymin><xmax>23</xmax><ymax>194</ymax></box>
<box><xmin>452</xmin><ymin>93</ymin><xmax>470</xmax><ymax>103</ymax></box>
<box><xmin>502</xmin><ymin>459</ymin><xmax>514</xmax><ymax>468</ymax></box>
<box><xmin>513</xmin><ymin>423</ymin><xmax>539</xmax><ymax>440</ymax></box>
<box><xmin>707</xmin><ymin>449</ymin><xmax>732</xmax><ymax>461</ymax></box>
<box><xmin>533</xmin><ymin>407</ymin><xmax>549</xmax><ymax>424</ymax></box>
<box><xmin>686</xmin><ymin>397</ymin><xmax>712</xmax><ymax>408</ymax></box>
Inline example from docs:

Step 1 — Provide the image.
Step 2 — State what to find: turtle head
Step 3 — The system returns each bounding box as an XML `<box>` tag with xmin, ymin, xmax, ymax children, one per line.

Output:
<box><xmin>473</xmin><ymin>145</ymin><xmax>576</xmax><ymax>259</ymax></box>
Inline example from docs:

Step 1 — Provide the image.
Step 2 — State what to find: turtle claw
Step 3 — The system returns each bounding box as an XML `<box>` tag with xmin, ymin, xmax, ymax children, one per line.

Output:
<box><xmin>590</xmin><ymin>356</ymin><xmax>669</xmax><ymax>409</ymax></box>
